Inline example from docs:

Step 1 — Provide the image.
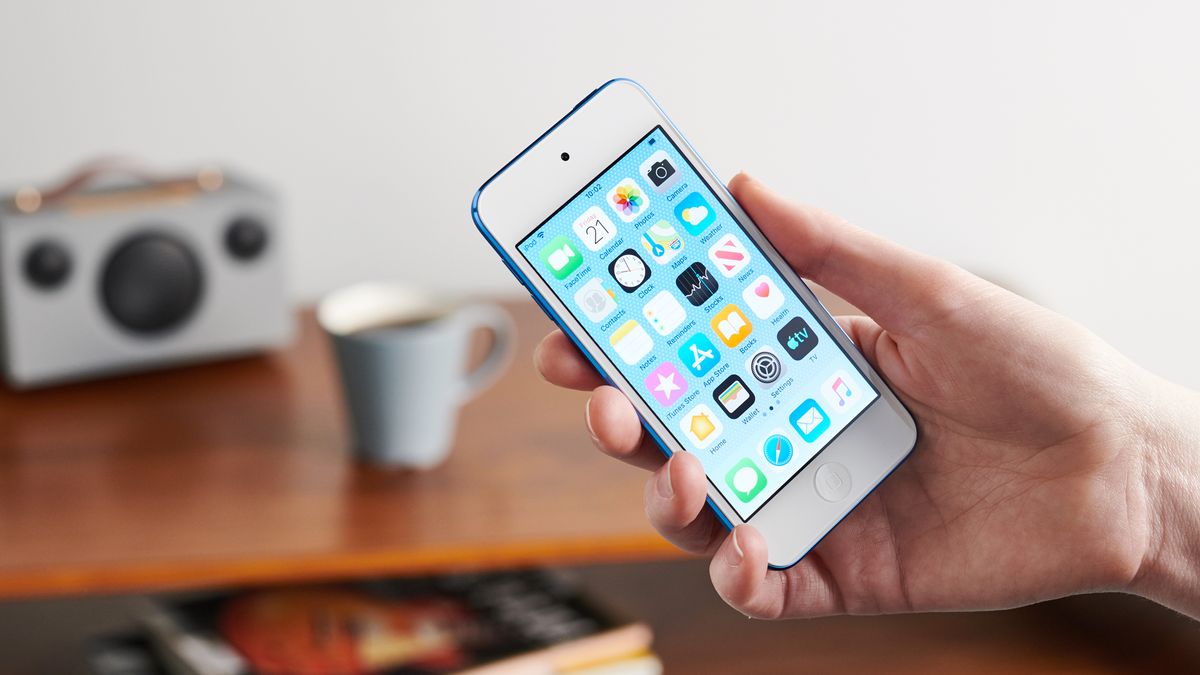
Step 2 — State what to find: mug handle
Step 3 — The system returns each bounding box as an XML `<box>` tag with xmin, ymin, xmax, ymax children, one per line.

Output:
<box><xmin>454</xmin><ymin>304</ymin><xmax>517</xmax><ymax>403</ymax></box>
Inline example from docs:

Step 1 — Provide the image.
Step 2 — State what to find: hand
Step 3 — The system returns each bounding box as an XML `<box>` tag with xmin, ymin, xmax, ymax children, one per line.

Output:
<box><xmin>536</xmin><ymin>173</ymin><xmax>1200</xmax><ymax>619</ymax></box>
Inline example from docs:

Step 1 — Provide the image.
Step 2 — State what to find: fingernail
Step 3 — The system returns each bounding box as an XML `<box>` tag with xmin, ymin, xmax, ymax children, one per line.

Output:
<box><xmin>730</xmin><ymin>527</ymin><xmax>745</xmax><ymax>564</ymax></box>
<box><xmin>656</xmin><ymin>456</ymin><xmax>674</xmax><ymax>499</ymax></box>
<box><xmin>584</xmin><ymin>398</ymin><xmax>599</xmax><ymax>443</ymax></box>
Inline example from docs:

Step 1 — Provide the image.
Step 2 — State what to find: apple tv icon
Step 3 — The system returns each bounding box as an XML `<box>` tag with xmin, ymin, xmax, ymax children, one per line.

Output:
<box><xmin>777</xmin><ymin>316</ymin><xmax>818</xmax><ymax>360</ymax></box>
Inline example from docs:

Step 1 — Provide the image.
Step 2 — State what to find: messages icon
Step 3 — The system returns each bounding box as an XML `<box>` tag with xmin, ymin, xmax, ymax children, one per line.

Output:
<box><xmin>725</xmin><ymin>458</ymin><xmax>767</xmax><ymax>503</ymax></box>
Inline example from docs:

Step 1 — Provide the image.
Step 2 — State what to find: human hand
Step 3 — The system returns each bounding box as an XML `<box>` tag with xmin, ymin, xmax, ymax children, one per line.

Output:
<box><xmin>535</xmin><ymin>173</ymin><xmax>1199</xmax><ymax>619</ymax></box>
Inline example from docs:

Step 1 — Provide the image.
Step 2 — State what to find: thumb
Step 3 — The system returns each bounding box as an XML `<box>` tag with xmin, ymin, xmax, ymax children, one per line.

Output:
<box><xmin>727</xmin><ymin>173</ymin><xmax>964</xmax><ymax>334</ymax></box>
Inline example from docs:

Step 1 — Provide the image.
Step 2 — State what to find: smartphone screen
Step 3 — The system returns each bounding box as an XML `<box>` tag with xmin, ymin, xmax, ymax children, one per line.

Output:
<box><xmin>518</xmin><ymin>126</ymin><xmax>879</xmax><ymax>519</ymax></box>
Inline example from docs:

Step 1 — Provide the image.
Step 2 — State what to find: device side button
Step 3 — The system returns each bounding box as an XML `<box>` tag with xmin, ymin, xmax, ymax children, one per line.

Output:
<box><xmin>527</xmin><ymin>292</ymin><xmax>555</xmax><ymax>323</ymax></box>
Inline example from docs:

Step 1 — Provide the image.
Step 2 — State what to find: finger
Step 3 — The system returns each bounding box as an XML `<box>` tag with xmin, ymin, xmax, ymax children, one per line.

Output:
<box><xmin>535</xmin><ymin>330</ymin><xmax>605</xmax><ymax>391</ymax></box>
<box><xmin>709</xmin><ymin>526</ymin><xmax>843</xmax><ymax>619</ymax></box>
<box><xmin>586</xmin><ymin>386</ymin><xmax>667</xmax><ymax>471</ymax></box>
<box><xmin>834</xmin><ymin>314</ymin><xmax>912</xmax><ymax>393</ymax></box>
<box><xmin>728</xmin><ymin>173</ymin><xmax>970</xmax><ymax>335</ymax></box>
<box><xmin>643</xmin><ymin>453</ymin><xmax>727</xmax><ymax>555</ymax></box>
<box><xmin>834</xmin><ymin>314</ymin><xmax>882</xmax><ymax>365</ymax></box>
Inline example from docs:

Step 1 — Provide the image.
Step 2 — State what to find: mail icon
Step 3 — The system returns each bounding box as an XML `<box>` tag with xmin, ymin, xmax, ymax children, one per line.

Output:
<box><xmin>789</xmin><ymin>399</ymin><xmax>830</xmax><ymax>443</ymax></box>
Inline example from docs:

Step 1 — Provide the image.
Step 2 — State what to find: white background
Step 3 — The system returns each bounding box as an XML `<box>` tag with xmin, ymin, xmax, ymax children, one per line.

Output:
<box><xmin>1</xmin><ymin>1</ymin><xmax>1196</xmax><ymax>386</ymax></box>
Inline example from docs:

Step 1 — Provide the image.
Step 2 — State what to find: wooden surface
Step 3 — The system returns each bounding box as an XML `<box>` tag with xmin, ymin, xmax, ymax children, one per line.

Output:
<box><xmin>0</xmin><ymin>300</ymin><xmax>683</xmax><ymax>599</ymax></box>
<box><xmin>0</xmin><ymin>560</ymin><xmax>1196</xmax><ymax>673</ymax></box>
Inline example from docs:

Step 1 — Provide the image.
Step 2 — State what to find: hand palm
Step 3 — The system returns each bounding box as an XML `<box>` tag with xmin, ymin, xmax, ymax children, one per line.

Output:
<box><xmin>535</xmin><ymin>173</ymin><xmax>1153</xmax><ymax>619</ymax></box>
<box><xmin>784</xmin><ymin>282</ymin><xmax>1149</xmax><ymax>616</ymax></box>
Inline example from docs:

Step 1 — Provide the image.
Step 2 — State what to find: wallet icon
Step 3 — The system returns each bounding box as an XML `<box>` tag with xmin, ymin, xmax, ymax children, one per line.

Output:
<box><xmin>789</xmin><ymin>399</ymin><xmax>830</xmax><ymax>443</ymax></box>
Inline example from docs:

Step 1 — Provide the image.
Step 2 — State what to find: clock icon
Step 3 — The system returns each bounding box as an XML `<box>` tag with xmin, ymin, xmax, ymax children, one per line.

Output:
<box><xmin>762</xmin><ymin>433</ymin><xmax>794</xmax><ymax>466</ymax></box>
<box><xmin>608</xmin><ymin>249</ymin><xmax>651</xmax><ymax>292</ymax></box>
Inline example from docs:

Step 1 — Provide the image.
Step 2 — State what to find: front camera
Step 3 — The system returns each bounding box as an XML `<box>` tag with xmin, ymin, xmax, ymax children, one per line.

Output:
<box><xmin>560</xmin><ymin>152</ymin><xmax>570</xmax><ymax>161</ymax></box>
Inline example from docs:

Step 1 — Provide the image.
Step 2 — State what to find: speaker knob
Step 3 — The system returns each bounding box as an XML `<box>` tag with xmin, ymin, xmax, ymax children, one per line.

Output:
<box><xmin>101</xmin><ymin>232</ymin><xmax>203</xmax><ymax>335</ymax></box>
<box><xmin>23</xmin><ymin>240</ymin><xmax>72</xmax><ymax>289</ymax></box>
<box><xmin>224</xmin><ymin>216</ymin><xmax>269</xmax><ymax>261</ymax></box>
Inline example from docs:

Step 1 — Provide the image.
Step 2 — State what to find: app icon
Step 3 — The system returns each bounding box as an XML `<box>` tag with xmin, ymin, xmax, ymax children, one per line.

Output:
<box><xmin>674</xmin><ymin>192</ymin><xmax>716</xmax><ymax>235</ymax></box>
<box><xmin>608</xmin><ymin>249</ymin><xmax>650</xmax><ymax>292</ymax></box>
<box><xmin>642</xmin><ymin>289</ymin><xmax>686</xmax><ymax>336</ymax></box>
<box><xmin>645</xmin><ymin>361</ymin><xmax>688</xmax><ymax>407</ymax></box>
<box><xmin>675</xmin><ymin>261</ymin><xmax>719</xmax><ymax>306</ymax></box>
<box><xmin>572</xmin><ymin>206</ymin><xmax>617</xmax><ymax>252</ymax></box>
<box><xmin>725</xmin><ymin>458</ymin><xmax>767</xmax><ymax>503</ymax></box>
<box><xmin>640</xmin><ymin>150</ymin><xmax>681</xmax><ymax>193</ymax></box>
<box><xmin>679</xmin><ymin>403</ymin><xmax>724</xmax><ymax>449</ymax></box>
<box><xmin>574</xmin><ymin>277</ymin><xmax>618</xmax><ymax>322</ymax></box>
<box><xmin>677</xmin><ymin>333</ymin><xmax>721</xmax><ymax>377</ymax></box>
<box><xmin>741</xmin><ymin>275</ymin><xmax>785</xmax><ymax>319</ymax></box>
<box><xmin>789</xmin><ymin>399</ymin><xmax>830</xmax><ymax>443</ymax></box>
<box><xmin>821</xmin><ymin>369</ymin><xmax>859</xmax><ymax>413</ymax></box>
<box><xmin>713</xmin><ymin>374</ymin><xmax>755</xmax><ymax>418</ymax></box>
<box><xmin>707</xmin><ymin>233</ymin><xmax>750</xmax><ymax>277</ymax></box>
<box><xmin>607</xmin><ymin>178</ymin><xmax>648</xmax><ymax>222</ymax></box>
<box><xmin>762</xmin><ymin>432</ymin><xmax>795</xmax><ymax>467</ymax></box>
<box><xmin>539</xmin><ymin>235</ymin><xmax>582</xmax><ymax>280</ymax></box>
<box><xmin>610</xmin><ymin>319</ymin><xmax>653</xmax><ymax>365</ymax></box>
<box><xmin>640</xmin><ymin>220</ymin><xmax>683</xmax><ymax>265</ymax></box>
<box><xmin>745</xmin><ymin>346</ymin><xmax>785</xmax><ymax>385</ymax></box>
<box><xmin>777</xmin><ymin>316</ymin><xmax>818</xmax><ymax>360</ymax></box>
<box><xmin>711</xmin><ymin>304</ymin><xmax>753</xmax><ymax>348</ymax></box>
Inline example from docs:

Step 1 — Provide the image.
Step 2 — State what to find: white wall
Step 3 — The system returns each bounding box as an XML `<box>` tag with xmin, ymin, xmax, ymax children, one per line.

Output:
<box><xmin>1</xmin><ymin>1</ymin><xmax>1197</xmax><ymax>386</ymax></box>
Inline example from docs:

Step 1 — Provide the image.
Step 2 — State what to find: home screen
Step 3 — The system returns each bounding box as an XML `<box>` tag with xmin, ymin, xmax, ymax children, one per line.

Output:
<box><xmin>518</xmin><ymin>126</ymin><xmax>879</xmax><ymax>519</ymax></box>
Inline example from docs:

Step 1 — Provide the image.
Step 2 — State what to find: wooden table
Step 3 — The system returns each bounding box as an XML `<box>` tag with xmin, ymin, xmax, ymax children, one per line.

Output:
<box><xmin>0</xmin><ymin>300</ymin><xmax>682</xmax><ymax>599</ymax></box>
<box><xmin>2</xmin><ymin>296</ymin><xmax>1198</xmax><ymax>673</ymax></box>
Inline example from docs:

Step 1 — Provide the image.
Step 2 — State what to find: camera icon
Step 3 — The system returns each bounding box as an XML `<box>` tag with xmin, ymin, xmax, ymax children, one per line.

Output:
<box><xmin>640</xmin><ymin>150</ymin><xmax>681</xmax><ymax>193</ymax></box>
<box><xmin>647</xmin><ymin>159</ymin><xmax>676</xmax><ymax>186</ymax></box>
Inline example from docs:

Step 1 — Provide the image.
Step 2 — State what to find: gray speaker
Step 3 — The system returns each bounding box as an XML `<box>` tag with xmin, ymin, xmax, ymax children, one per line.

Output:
<box><xmin>0</xmin><ymin>163</ymin><xmax>293</xmax><ymax>388</ymax></box>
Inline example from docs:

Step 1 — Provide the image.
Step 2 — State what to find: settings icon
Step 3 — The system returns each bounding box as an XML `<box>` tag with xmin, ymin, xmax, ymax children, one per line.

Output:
<box><xmin>747</xmin><ymin>348</ymin><xmax>784</xmax><ymax>385</ymax></box>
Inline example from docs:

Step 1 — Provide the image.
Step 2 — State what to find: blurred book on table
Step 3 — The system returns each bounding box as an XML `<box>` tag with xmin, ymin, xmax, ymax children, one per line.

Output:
<box><xmin>87</xmin><ymin>570</ymin><xmax>659</xmax><ymax>675</ymax></box>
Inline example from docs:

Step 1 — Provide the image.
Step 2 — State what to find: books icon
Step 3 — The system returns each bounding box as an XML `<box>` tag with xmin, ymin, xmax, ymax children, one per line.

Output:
<box><xmin>711</xmin><ymin>304</ymin><xmax>753</xmax><ymax>348</ymax></box>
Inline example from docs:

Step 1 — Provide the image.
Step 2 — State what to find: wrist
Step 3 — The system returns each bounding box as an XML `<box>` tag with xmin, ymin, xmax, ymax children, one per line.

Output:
<box><xmin>1129</xmin><ymin>375</ymin><xmax>1200</xmax><ymax>618</ymax></box>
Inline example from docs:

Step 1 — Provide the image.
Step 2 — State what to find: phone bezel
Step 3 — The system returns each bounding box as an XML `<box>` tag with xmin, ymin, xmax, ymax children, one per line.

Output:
<box><xmin>473</xmin><ymin>79</ymin><xmax>918</xmax><ymax>568</ymax></box>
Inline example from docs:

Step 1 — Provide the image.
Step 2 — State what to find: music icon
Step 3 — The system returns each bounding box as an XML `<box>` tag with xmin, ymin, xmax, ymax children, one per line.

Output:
<box><xmin>821</xmin><ymin>370</ymin><xmax>858</xmax><ymax>413</ymax></box>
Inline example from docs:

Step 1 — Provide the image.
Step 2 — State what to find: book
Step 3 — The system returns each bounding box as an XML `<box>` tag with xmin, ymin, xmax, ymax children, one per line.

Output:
<box><xmin>90</xmin><ymin>570</ymin><xmax>658</xmax><ymax>675</ymax></box>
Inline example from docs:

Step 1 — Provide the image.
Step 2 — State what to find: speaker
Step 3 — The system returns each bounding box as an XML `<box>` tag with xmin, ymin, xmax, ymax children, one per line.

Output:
<box><xmin>0</xmin><ymin>162</ymin><xmax>293</xmax><ymax>388</ymax></box>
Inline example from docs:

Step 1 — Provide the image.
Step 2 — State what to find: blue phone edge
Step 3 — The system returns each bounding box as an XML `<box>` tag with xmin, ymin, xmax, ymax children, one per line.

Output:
<box><xmin>470</xmin><ymin>77</ymin><xmax>918</xmax><ymax>571</ymax></box>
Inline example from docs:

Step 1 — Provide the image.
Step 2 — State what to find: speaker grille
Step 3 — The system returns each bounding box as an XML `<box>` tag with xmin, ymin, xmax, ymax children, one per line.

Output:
<box><xmin>100</xmin><ymin>231</ymin><xmax>204</xmax><ymax>335</ymax></box>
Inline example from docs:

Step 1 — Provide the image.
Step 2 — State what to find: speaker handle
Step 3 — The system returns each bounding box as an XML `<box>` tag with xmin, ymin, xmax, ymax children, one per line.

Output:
<box><xmin>11</xmin><ymin>158</ymin><xmax>224</xmax><ymax>214</ymax></box>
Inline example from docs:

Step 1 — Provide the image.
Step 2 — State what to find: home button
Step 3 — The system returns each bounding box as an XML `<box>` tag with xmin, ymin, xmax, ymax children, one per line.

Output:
<box><xmin>814</xmin><ymin>463</ymin><xmax>852</xmax><ymax>502</ymax></box>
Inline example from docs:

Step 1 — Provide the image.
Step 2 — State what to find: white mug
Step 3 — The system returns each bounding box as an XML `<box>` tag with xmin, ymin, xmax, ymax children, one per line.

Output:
<box><xmin>318</xmin><ymin>283</ymin><xmax>515</xmax><ymax>467</ymax></box>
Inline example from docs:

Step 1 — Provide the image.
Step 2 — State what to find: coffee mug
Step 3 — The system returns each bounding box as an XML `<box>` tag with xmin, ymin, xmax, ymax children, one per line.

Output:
<box><xmin>317</xmin><ymin>283</ymin><xmax>515</xmax><ymax>467</ymax></box>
